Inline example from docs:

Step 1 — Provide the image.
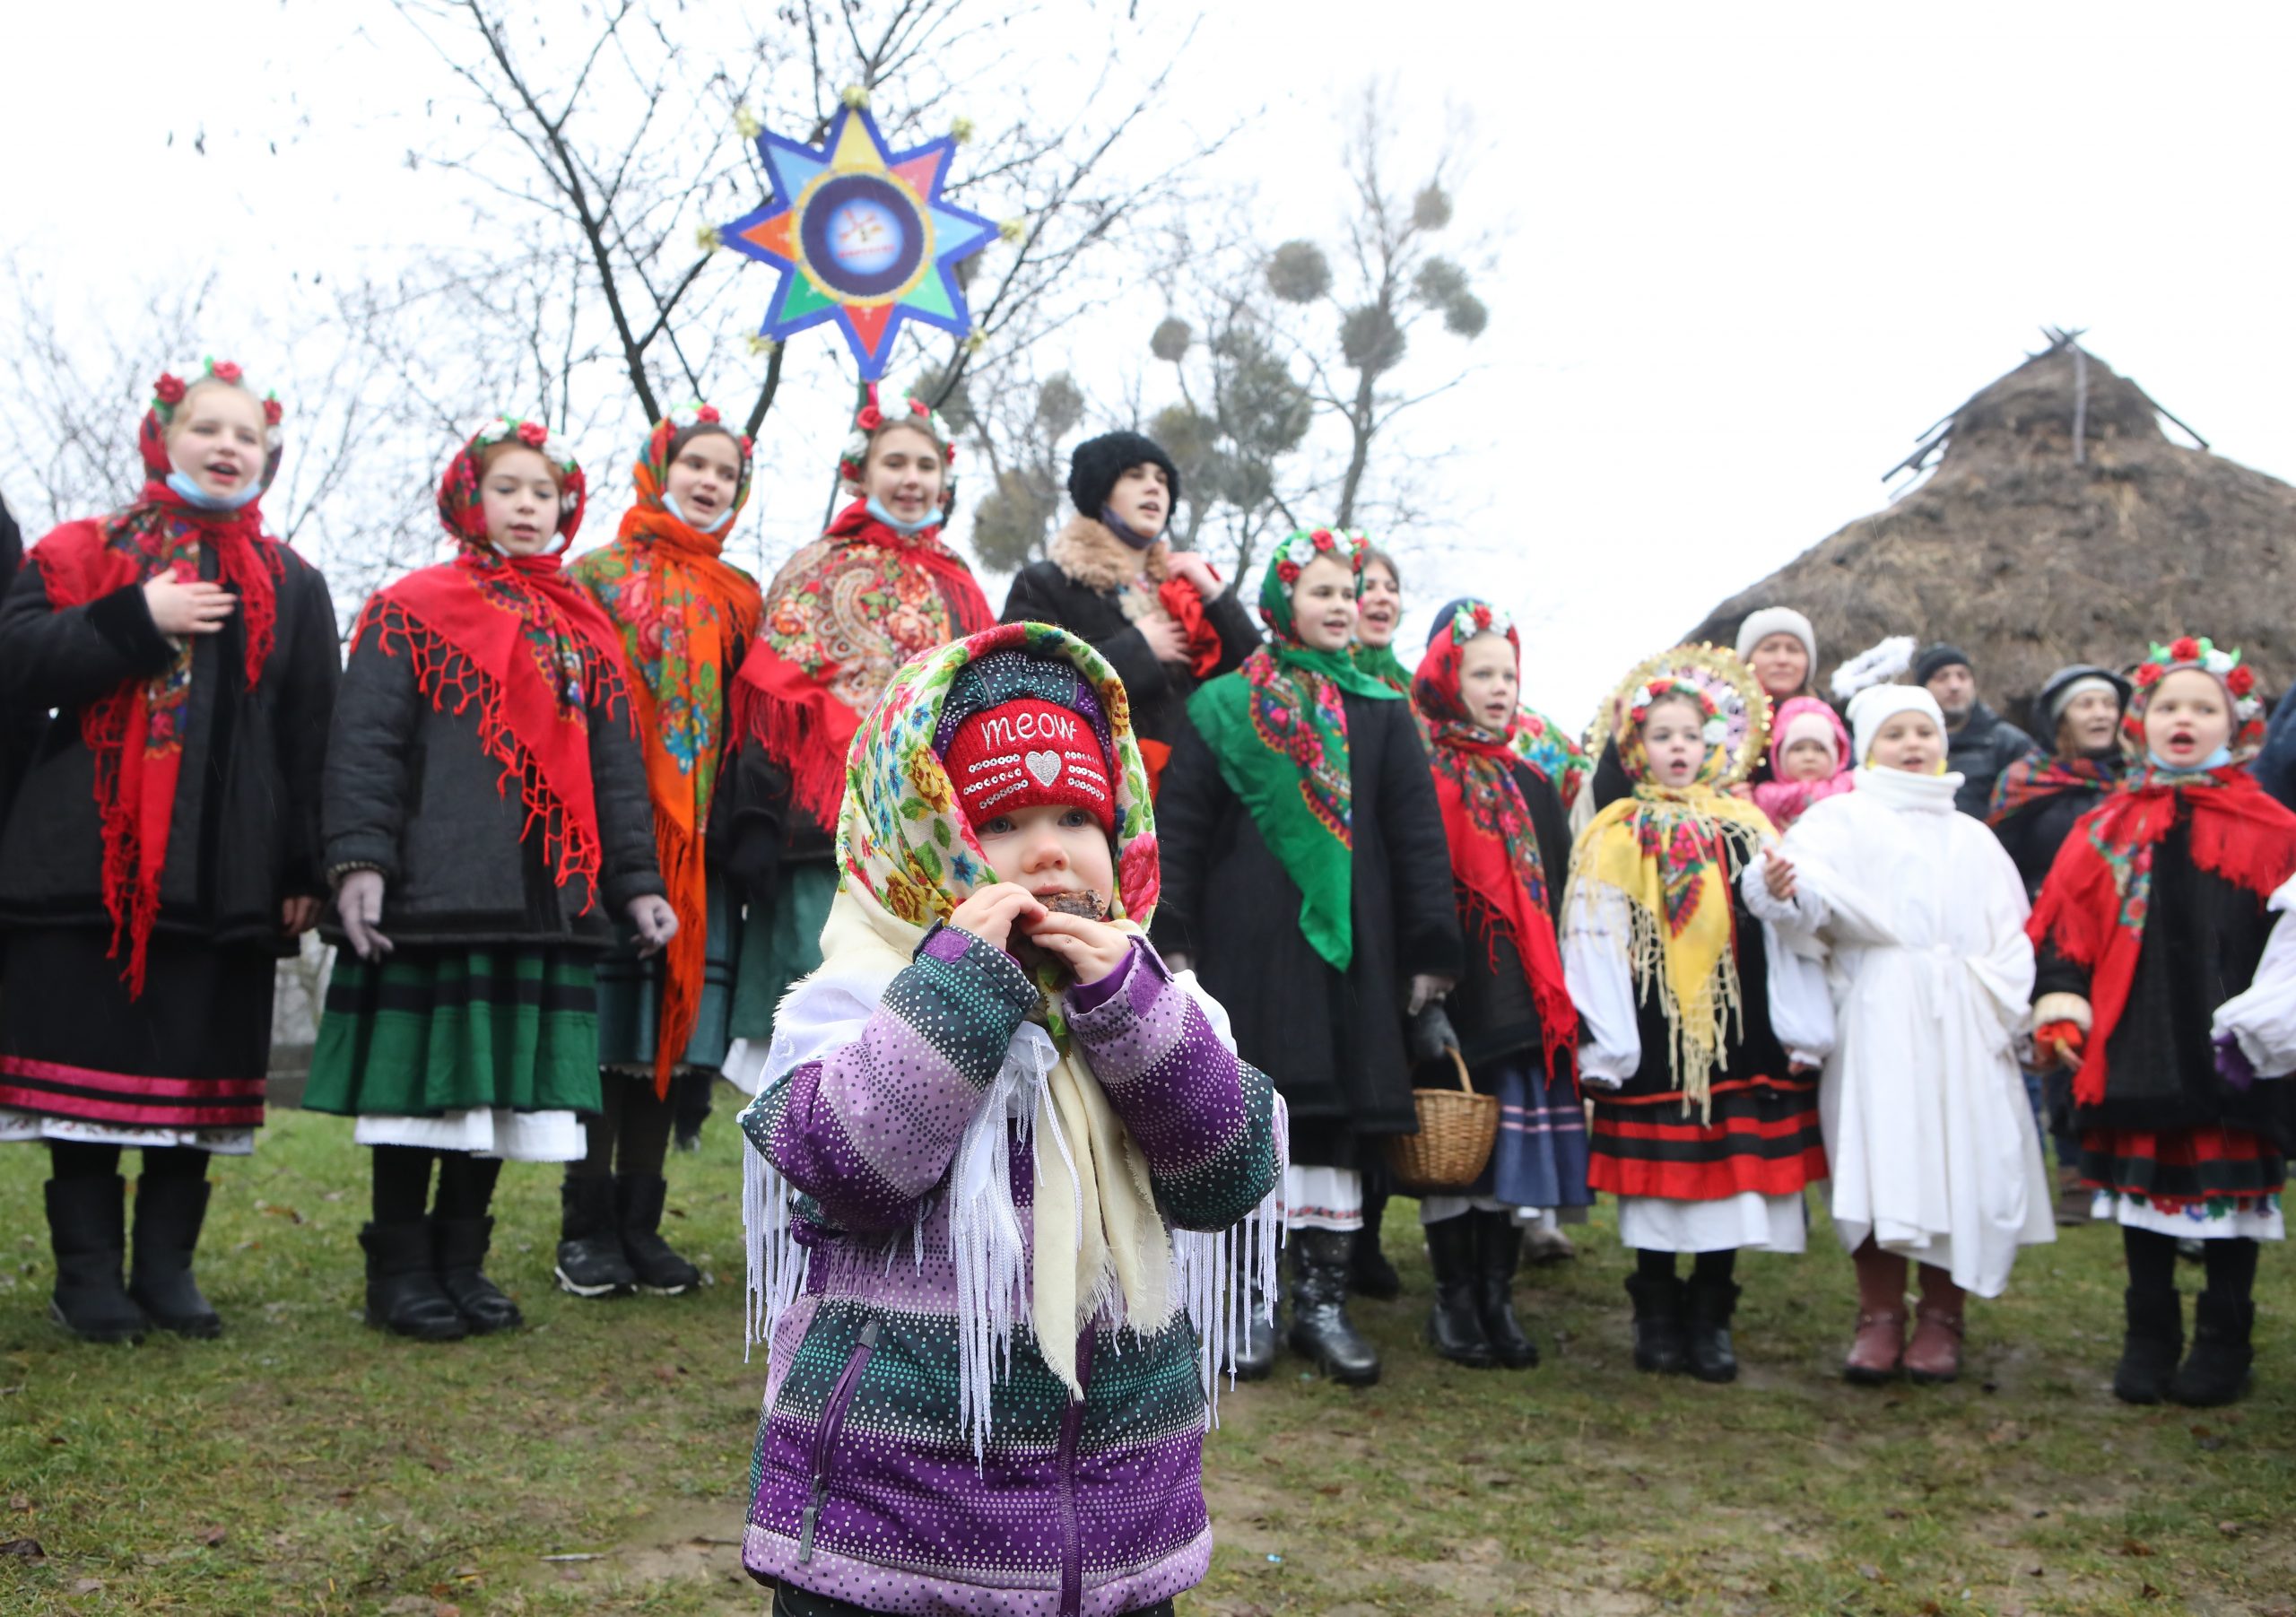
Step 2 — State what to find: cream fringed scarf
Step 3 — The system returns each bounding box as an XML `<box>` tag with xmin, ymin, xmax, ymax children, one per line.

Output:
<box><xmin>741</xmin><ymin>622</ymin><xmax>1284</xmax><ymax>1460</ymax></box>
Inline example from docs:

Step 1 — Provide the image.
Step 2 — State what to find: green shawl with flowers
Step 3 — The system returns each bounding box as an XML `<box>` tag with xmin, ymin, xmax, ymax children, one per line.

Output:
<box><xmin>1187</xmin><ymin>527</ymin><xmax>1401</xmax><ymax>972</ymax></box>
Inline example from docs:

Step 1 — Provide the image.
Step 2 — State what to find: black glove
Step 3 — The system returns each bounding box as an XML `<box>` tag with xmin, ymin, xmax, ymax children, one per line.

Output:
<box><xmin>1408</xmin><ymin>1002</ymin><xmax>1460</xmax><ymax>1066</ymax></box>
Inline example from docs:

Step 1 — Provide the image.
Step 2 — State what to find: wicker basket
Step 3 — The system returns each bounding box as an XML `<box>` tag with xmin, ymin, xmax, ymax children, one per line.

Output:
<box><xmin>1385</xmin><ymin>1048</ymin><xmax>1500</xmax><ymax>1195</ymax></box>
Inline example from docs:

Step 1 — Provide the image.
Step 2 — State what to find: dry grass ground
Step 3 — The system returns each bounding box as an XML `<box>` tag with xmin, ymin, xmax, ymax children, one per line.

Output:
<box><xmin>2</xmin><ymin>1110</ymin><xmax>2291</xmax><ymax>1615</ymax></box>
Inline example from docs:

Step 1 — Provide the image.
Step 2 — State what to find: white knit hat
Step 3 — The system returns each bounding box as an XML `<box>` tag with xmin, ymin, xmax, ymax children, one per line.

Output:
<box><xmin>1848</xmin><ymin>683</ymin><xmax>1946</xmax><ymax>766</ymax></box>
<box><xmin>1735</xmin><ymin>606</ymin><xmax>1817</xmax><ymax>671</ymax></box>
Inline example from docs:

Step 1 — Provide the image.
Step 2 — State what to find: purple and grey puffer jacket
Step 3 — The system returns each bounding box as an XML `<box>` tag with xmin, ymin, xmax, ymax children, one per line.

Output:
<box><xmin>740</xmin><ymin>925</ymin><xmax>1280</xmax><ymax>1616</ymax></box>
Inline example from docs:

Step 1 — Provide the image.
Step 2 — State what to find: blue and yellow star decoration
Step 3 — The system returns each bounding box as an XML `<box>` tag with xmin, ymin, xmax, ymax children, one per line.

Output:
<box><xmin>720</xmin><ymin>105</ymin><xmax>998</xmax><ymax>380</ymax></box>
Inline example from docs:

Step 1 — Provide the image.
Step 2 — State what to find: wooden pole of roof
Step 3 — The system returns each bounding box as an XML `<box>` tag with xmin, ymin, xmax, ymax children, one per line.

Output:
<box><xmin>2072</xmin><ymin>343</ymin><xmax>2089</xmax><ymax>466</ymax></box>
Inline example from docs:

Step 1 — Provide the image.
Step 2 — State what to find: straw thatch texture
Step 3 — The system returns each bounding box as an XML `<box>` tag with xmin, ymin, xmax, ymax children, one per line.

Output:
<box><xmin>1688</xmin><ymin>340</ymin><xmax>2296</xmax><ymax>727</ymax></box>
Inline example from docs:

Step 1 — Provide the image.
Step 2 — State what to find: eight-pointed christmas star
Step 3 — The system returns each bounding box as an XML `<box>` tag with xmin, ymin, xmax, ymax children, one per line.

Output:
<box><xmin>721</xmin><ymin>105</ymin><xmax>998</xmax><ymax>381</ymax></box>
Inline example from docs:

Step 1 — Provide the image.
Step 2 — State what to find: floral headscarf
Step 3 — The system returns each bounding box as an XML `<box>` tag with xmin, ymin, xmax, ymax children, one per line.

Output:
<box><xmin>573</xmin><ymin>404</ymin><xmax>763</xmax><ymax>1091</ymax></box>
<box><xmin>1413</xmin><ymin>600</ymin><xmax>1578</xmax><ymax>1067</ymax></box>
<box><xmin>1185</xmin><ymin>526</ymin><xmax>1401</xmax><ymax>971</ymax></box>
<box><xmin>2031</xmin><ymin>633</ymin><xmax>2296</xmax><ymax>1108</ymax></box>
<box><xmin>1567</xmin><ymin>647</ymin><xmax>1775</xmax><ymax>1117</ymax></box>
<box><xmin>354</xmin><ymin>418</ymin><xmax>629</xmax><ymax>908</ymax></box>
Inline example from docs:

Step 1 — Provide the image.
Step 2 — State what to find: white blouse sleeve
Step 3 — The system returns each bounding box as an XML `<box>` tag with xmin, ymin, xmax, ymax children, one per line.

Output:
<box><xmin>1563</xmin><ymin>883</ymin><xmax>1639</xmax><ymax>1089</ymax></box>
<box><xmin>1761</xmin><ymin>918</ymin><xmax>1835</xmax><ymax>1067</ymax></box>
<box><xmin>1740</xmin><ymin>847</ymin><xmax>1831</xmax><ymax>959</ymax></box>
<box><xmin>2213</xmin><ymin>876</ymin><xmax>2296</xmax><ymax>1078</ymax></box>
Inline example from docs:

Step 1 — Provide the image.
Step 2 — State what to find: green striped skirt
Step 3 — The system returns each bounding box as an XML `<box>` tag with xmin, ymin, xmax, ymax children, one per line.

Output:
<box><xmin>729</xmin><ymin>860</ymin><xmax>838</xmax><ymax>1041</ymax></box>
<box><xmin>595</xmin><ymin>875</ymin><xmax>740</xmax><ymax>1073</ymax></box>
<box><xmin>303</xmin><ymin>945</ymin><xmax>602</xmax><ymax>1118</ymax></box>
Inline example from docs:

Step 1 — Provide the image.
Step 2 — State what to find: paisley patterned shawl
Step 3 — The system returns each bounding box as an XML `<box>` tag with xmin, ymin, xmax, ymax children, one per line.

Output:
<box><xmin>1184</xmin><ymin>526</ymin><xmax>1397</xmax><ymax>973</ymax></box>
<box><xmin>731</xmin><ymin>499</ymin><xmax>994</xmax><ymax>833</ymax></box>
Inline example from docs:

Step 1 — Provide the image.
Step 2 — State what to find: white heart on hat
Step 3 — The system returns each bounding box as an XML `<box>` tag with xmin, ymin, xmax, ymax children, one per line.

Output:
<box><xmin>1025</xmin><ymin>750</ymin><xmax>1062</xmax><ymax>787</ymax></box>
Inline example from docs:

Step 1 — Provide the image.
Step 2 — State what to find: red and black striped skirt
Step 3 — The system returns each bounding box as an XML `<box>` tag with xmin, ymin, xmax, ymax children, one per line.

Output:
<box><xmin>0</xmin><ymin>928</ymin><xmax>273</xmax><ymax>1132</ymax></box>
<box><xmin>1588</xmin><ymin>1076</ymin><xmax>1827</xmax><ymax>1202</ymax></box>
<box><xmin>2079</xmin><ymin>1125</ymin><xmax>2285</xmax><ymax>1215</ymax></box>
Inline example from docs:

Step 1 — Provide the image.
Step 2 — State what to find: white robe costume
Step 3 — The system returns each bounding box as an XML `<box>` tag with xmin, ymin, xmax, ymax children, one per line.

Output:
<box><xmin>1744</xmin><ymin>765</ymin><xmax>2055</xmax><ymax>1298</ymax></box>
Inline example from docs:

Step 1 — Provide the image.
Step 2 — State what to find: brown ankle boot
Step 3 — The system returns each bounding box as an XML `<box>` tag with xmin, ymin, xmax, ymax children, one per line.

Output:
<box><xmin>1905</xmin><ymin>1266</ymin><xmax>1966</xmax><ymax>1384</ymax></box>
<box><xmin>1844</xmin><ymin>1238</ymin><xmax>1909</xmax><ymax>1384</ymax></box>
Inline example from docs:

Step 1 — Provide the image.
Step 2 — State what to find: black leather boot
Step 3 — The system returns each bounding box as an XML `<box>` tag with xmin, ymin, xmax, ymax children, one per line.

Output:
<box><xmin>360</xmin><ymin>1221</ymin><xmax>467</xmax><ymax>1341</ymax></box>
<box><xmin>432</xmin><ymin>1215</ymin><xmax>523</xmax><ymax>1334</ymax></box>
<box><xmin>1683</xmin><ymin>1273</ymin><xmax>1741</xmax><ymax>1383</ymax></box>
<box><xmin>555</xmin><ymin>1173</ymin><xmax>635</xmax><ymax>1297</ymax></box>
<box><xmin>1350</xmin><ymin>1186</ymin><xmax>1402</xmax><ymax>1300</ymax></box>
<box><xmin>1623</xmin><ymin>1271</ymin><xmax>1688</xmax><ymax>1375</ymax></box>
<box><xmin>2111</xmin><ymin>1286</ymin><xmax>2182</xmax><ymax>1404</ymax></box>
<box><xmin>617</xmin><ymin>1173</ymin><xmax>700</xmax><ymax>1294</ymax></box>
<box><xmin>1474</xmin><ymin>1210</ymin><xmax>1539</xmax><ymax>1369</ymax></box>
<box><xmin>2170</xmin><ymin>1289</ymin><xmax>2254</xmax><ymax>1408</ymax></box>
<box><xmin>127</xmin><ymin>1173</ymin><xmax>222</xmax><ymax>1338</ymax></box>
<box><xmin>1233</xmin><ymin>1275</ymin><xmax>1281</xmax><ymax>1381</ymax></box>
<box><xmin>1422</xmin><ymin>1214</ymin><xmax>1495</xmax><ymax>1368</ymax></box>
<box><xmin>1285</xmin><ymin>1228</ymin><xmax>1380</xmax><ymax>1386</ymax></box>
<box><xmin>44</xmin><ymin>1178</ymin><xmax>146</xmax><ymax>1344</ymax></box>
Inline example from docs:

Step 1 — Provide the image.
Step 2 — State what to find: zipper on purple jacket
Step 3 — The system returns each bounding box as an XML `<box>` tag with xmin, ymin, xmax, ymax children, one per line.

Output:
<box><xmin>1056</xmin><ymin>1327</ymin><xmax>1095</xmax><ymax>1617</ymax></box>
<box><xmin>798</xmin><ymin>1315</ymin><xmax>880</xmax><ymax>1563</ymax></box>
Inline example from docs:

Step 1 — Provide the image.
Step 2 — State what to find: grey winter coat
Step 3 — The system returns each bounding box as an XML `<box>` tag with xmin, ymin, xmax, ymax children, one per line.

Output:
<box><xmin>320</xmin><ymin>627</ymin><xmax>663</xmax><ymax>949</ymax></box>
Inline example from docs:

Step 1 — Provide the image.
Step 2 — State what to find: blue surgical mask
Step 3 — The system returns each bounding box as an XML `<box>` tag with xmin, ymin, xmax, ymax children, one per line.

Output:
<box><xmin>1100</xmin><ymin>503</ymin><xmax>1163</xmax><ymax>552</ymax></box>
<box><xmin>2149</xmin><ymin>747</ymin><xmax>2233</xmax><ymax>773</ymax></box>
<box><xmin>865</xmin><ymin>495</ymin><xmax>938</xmax><ymax>537</ymax></box>
<box><xmin>663</xmin><ymin>491</ymin><xmax>733</xmax><ymax>534</ymax></box>
<box><xmin>164</xmin><ymin>470</ymin><xmax>261</xmax><ymax>511</ymax></box>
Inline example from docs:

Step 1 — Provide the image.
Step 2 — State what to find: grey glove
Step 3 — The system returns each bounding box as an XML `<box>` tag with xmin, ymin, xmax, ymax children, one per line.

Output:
<box><xmin>1408</xmin><ymin>1002</ymin><xmax>1460</xmax><ymax>1066</ymax></box>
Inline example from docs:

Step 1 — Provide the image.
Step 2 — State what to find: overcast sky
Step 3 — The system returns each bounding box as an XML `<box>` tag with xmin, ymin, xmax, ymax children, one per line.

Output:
<box><xmin>7</xmin><ymin>0</ymin><xmax>2291</xmax><ymax>725</ymax></box>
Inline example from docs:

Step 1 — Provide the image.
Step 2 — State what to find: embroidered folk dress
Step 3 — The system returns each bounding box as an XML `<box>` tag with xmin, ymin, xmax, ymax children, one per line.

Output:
<box><xmin>1747</xmin><ymin>765</ymin><xmax>2056</xmax><ymax>1297</ymax></box>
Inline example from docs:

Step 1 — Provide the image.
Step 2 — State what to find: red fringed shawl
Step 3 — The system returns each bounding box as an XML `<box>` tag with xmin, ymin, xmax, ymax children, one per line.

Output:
<box><xmin>2028</xmin><ymin>766</ymin><xmax>2296</xmax><ymax>1105</ymax></box>
<box><xmin>31</xmin><ymin>416</ymin><xmax>284</xmax><ymax>995</ymax></box>
<box><xmin>355</xmin><ymin>550</ymin><xmax>631</xmax><ymax>907</ymax></box>
<box><xmin>1412</xmin><ymin>614</ymin><xmax>1579</xmax><ymax>1073</ymax></box>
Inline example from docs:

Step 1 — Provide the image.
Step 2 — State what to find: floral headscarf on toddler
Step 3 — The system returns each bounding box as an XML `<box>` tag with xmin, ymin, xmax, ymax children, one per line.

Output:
<box><xmin>749</xmin><ymin>622</ymin><xmax>1281</xmax><ymax>1451</ymax></box>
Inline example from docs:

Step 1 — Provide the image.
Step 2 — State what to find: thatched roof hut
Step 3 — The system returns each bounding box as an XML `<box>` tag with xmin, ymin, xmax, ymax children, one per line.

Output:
<box><xmin>1687</xmin><ymin>333</ymin><xmax>2296</xmax><ymax>726</ymax></box>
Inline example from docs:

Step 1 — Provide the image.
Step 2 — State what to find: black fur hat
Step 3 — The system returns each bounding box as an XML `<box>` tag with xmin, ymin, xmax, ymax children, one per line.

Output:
<box><xmin>1066</xmin><ymin>430</ymin><xmax>1180</xmax><ymax>521</ymax></box>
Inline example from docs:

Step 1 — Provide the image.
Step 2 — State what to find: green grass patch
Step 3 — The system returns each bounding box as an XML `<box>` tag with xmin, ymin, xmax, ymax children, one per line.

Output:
<box><xmin>2</xmin><ymin>1113</ymin><xmax>2291</xmax><ymax>1614</ymax></box>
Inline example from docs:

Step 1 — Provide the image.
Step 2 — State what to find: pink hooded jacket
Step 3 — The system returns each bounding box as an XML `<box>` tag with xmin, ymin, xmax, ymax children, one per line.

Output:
<box><xmin>1752</xmin><ymin>696</ymin><xmax>1854</xmax><ymax>830</ymax></box>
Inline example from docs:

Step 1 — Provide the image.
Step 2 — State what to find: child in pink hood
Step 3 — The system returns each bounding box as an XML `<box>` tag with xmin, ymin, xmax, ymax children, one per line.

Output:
<box><xmin>1753</xmin><ymin>697</ymin><xmax>1853</xmax><ymax>830</ymax></box>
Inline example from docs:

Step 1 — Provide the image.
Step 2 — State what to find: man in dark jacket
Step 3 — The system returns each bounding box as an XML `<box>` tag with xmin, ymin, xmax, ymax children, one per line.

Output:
<box><xmin>999</xmin><ymin>431</ymin><xmax>1260</xmax><ymax>769</ymax></box>
<box><xmin>1918</xmin><ymin>642</ymin><xmax>2034</xmax><ymax>816</ymax></box>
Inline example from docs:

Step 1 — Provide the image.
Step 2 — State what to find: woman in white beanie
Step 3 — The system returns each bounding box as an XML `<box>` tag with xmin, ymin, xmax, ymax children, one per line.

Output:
<box><xmin>1744</xmin><ymin>684</ymin><xmax>2054</xmax><ymax>1386</ymax></box>
<box><xmin>1593</xmin><ymin>609</ymin><xmax>1820</xmax><ymax>810</ymax></box>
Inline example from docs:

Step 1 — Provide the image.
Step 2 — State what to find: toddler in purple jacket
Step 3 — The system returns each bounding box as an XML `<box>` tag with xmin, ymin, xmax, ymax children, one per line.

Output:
<box><xmin>738</xmin><ymin>623</ymin><xmax>1283</xmax><ymax>1617</ymax></box>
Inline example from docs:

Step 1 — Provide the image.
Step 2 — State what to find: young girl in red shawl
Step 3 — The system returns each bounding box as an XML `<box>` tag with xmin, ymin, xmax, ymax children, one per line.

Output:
<box><xmin>1409</xmin><ymin>600</ymin><xmax>1581</xmax><ymax>1370</ymax></box>
<box><xmin>304</xmin><ymin>417</ymin><xmax>672</xmax><ymax>1342</ymax></box>
<box><xmin>0</xmin><ymin>361</ymin><xmax>339</xmax><ymax>1343</ymax></box>
<box><xmin>560</xmin><ymin>404</ymin><xmax>762</xmax><ymax>1298</ymax></box>
<box><xmin>2030</xmin><ymin>636</ymin><xmax>2296</xmax><ymax>1406</ymax></box>
<box><xmin>719</xmin><ymin>390</ymin><xmax>992</xmax><ymax>1091</ymax></box>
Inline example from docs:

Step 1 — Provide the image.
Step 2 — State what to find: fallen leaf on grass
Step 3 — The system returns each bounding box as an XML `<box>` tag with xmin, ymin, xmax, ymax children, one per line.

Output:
<box><xmin>254</xmin><ymin>1202</ymin><xmax>305</xmax><ymax>1223</ymax></box>
<box><xmin>2140</xmin><ymin>1582</ymin><xmax>2162</xmax><ymax>1599</ymax></box>
<box><xmin>0</xmin><ymin>1538</ymin><xmax>45</xmax><ymax>1562</ymax></box>
<box><xmin>2215</xmin><ymin>1520</ymin><xmax>2242</xmax><ymax>1538</ymax></box>
<box><xmin>2121</xmin><ymin>1537</ymin><xmax>2156</xmax><ymax>1558</ymax></box>
<box><xmin>74</xmin><ymin>1578</ymin><xmax>103</xmax><ymax>1595</ymax></box>
<box><xmin>1857</xmin><ymin>1564</ymin><xmax>1883</xmax><ymax>1582</ymax></box>
<box><xmin>198</xmin><ymin>1526</ymin><xmax>227</xmax><ymax>1545</ymax></box>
